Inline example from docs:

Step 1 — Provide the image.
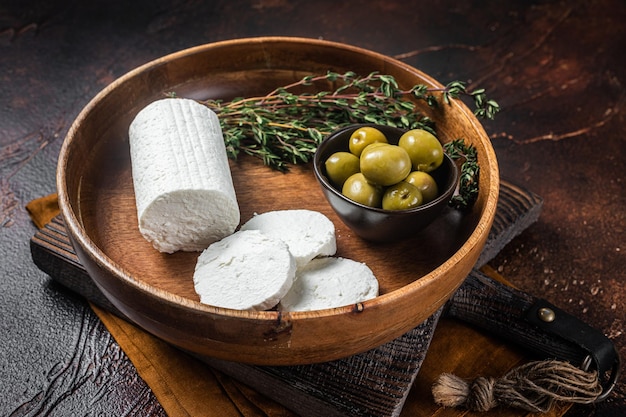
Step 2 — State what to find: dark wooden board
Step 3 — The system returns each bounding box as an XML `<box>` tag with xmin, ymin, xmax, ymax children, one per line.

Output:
<box><xmin>30</xmin><ymin>180</ymin><xmax>542</xmax><ymax>417</ymax></box>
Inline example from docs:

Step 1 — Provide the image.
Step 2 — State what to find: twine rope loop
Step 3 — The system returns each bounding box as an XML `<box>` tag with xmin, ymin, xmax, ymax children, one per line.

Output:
<box><xmin>432</xmin><ymin>360</ymin><xmax>603</xmax><ymax>413</ymax></box>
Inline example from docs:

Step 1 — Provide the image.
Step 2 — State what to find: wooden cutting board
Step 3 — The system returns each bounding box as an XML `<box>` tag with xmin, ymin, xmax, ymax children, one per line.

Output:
<box><xmin>30</xmin><ymin>180</ymin><xmax>543</xmax><ymax>417</ymax></box>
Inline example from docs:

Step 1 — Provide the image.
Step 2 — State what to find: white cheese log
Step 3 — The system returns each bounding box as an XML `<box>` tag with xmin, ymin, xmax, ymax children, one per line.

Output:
<box><xmin>129</xmin><ymin>98</ymin><xmax>239</xmax><ymax>253</ymax></box>
<box><xmin>240</xmin><ymin>209</ymin><xmax>337</xmax><ymax>268</ymax></box>
<box><xmin>278</xmin><ymin>257</ymin><xmax>379</xmax><ymax>312</ymax></box>
<box><xmin>193</xmin><ymin>230</ymin><xmax>296</xmax><ymax>311</ymax></box>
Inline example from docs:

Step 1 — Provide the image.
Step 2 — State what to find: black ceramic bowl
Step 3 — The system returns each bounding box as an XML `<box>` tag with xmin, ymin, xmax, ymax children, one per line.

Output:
<box><xmin>314</xmin><ymin>124</ymin><xmax>459</xmax><ymax>242</ymax></box>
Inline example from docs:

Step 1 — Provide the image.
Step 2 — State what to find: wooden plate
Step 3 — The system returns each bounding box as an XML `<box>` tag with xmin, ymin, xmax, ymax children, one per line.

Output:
<box><xmin>57</xmin><ymin>37</ymin><xmax>499</xmax><ymax>365</ymax></box>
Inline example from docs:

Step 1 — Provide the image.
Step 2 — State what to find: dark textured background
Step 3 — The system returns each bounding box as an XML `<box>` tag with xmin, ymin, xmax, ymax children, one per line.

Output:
<box><xmin>1</xmin><ymin>1</ymin><xmax>624</xmax><ymax>415</ymax></box>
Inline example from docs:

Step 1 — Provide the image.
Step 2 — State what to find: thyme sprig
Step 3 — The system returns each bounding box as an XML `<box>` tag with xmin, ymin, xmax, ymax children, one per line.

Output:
<box><xmin>444</xmin><ymin>139</ymin><xmax>480</xmax><ymax>210</ymax></box>
<box><xmin>438</xmin><ymin>81</ymin><xmax>501</xmax><ymax>120</ymax></box>
<box><xmin>186</xmin><ymin>71</ymin><xmax>498</xmax><ymax>210</ymax></box>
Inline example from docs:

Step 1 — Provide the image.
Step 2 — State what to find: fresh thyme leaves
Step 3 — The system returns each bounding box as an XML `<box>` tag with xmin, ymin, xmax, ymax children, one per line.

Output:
<box><xmin>187</xmin><ymin>71</ymin><xmax>498</xmax><ymax>210</ymax></box>
<box><xmin>199</xmin><ymin>71</ymin><xmax>437</xmax><ymax>171</ymax></box>
<box><xmin>444</xmin><ymin>139</ymin><xmax>480</xmax><ymax>210</ymax></box>
<box><xmin>438</xmin><ymin>81</ymin><xmax>501</xmax><ymax>120</ymax></box>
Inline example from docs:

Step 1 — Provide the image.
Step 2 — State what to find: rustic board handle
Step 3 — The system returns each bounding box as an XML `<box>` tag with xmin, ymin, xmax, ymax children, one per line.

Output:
<box><xmin>447</xmin><ymin>269</ymin><xmax>621</xmax><ymax>401</ymax></box>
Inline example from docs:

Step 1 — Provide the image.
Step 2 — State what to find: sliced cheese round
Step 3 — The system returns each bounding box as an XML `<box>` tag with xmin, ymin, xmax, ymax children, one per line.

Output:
<box><xmin>279</xmin><ymin>257</ymin><xmax>379</xmax><ymax>312</ymax></box>
<box><xmin>240</xmin><ymin>209</ymin><xmax>337</xmax><ymax>268</ymax></box>
<box><xmin>129</xmin><ymin>98</ymin><xmax>239</xmax><ymax>253</ymax></box>
<box><xmin>193</xmin><ymin>230</ymin><xmax>296</xmax><ymax>311</ymax></box>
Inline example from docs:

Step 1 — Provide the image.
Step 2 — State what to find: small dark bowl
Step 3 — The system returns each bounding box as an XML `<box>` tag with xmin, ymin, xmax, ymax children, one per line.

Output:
<box><xmin>314</xmin><ymin>124</ymin><xmax>459</xmax><ymax>242</ymax></box>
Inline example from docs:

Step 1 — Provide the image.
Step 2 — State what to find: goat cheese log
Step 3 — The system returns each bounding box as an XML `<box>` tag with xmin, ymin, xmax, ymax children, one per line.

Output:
<box><xmin>193</xmin><ymin>230</ymin><xmax>296</xmax><ymax>310</ymax></box>
<box><xmin>129</xmin><ymin>98</ymin><xmax>239</xmax><ymax>253</ymax></box>
<box><xmin>240</xmin><ymin>209</ymin><xmax>337</xmax><ymax>268</ymax></box>
<box><xmin>278</xmin><ymin>257</ymin><xmax>379</xmax><ymax>311</ymax></box>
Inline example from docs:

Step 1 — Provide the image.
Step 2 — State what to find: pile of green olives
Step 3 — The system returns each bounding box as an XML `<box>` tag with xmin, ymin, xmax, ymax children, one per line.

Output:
<box><xmin>324</xmin><ymin>127</ymin><xmax>443</xmax><ymax>211</ymax></box>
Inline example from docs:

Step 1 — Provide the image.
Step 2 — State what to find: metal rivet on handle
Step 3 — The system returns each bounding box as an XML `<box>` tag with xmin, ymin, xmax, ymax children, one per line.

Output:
<box><xmin>538</xmin><ymin>307</ymin><xmax>556</xmax><ymax>323</ymax></box>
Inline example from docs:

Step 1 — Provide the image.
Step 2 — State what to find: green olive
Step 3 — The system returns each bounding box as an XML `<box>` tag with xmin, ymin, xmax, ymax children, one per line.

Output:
<box><xmin>360</xmin><ymin>143</ymin><xmax>412</xmax><ymax>186</ymax></box>
<box><xmin>324</xmin><ymin>151</ymin><xmax>360</xmax><ymax>188</ymax></box>
<box><xmin>405</xmin><ymin>171</ymin><xmax>439</xmax><ymax>203</ymax></box>
<box><xmin>342</xmin><ymin>173</ymin><xmax>383</xmax><ymax>207</ymax></box>
<box><xmin>398</xmin><ymin>129</ymin><xmax>444</xmax><ymax>172</ymax></box>
<box><xmin>382</xmin><ymin>181</ymin><xmax>423</xmax><ymax>210</ymax></box>
<box><xmin>348</xmin><ymin>127</ymin><xmax>388</xmax><ymax>157</ymax></box>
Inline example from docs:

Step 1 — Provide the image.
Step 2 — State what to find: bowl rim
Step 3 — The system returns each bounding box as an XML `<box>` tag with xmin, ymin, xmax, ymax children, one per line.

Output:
<box><xmin>313</xmin><ymin>123</ymin><xmax>459</xmax><ymax>215</ymax></box>
<box><xmin>57</xmin><ymin>36</ymin><xmax>499</xmax><ymax>322</ymax></box>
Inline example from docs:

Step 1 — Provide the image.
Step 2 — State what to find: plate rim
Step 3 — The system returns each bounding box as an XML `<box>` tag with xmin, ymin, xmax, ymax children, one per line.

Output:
<box><xmin>56</xmin><ymin>36</ymin><xmax>499</xmax><ymax>360</ymax></box>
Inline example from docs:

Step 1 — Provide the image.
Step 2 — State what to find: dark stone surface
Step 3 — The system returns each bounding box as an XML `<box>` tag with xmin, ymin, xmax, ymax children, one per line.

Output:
<box><xmin>1</xmin><ymin>0</ymin><xmax>624</xmax><ymax>415</ymax></box>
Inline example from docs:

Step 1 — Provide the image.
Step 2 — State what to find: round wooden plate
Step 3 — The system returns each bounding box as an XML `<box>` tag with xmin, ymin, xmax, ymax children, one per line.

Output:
<box><xmin>57</xmin><ymin>37</ymin><xmax>499</xmax><ymax>365</ymax></box>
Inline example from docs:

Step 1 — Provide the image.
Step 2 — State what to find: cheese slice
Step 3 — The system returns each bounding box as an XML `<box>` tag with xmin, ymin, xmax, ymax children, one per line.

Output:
<box><xmin>240</xmin><ymin>209</ymin><xmax>337</xmax><ymax>268</ymax></box>
<box><xmin>278</xmin><ymin>257</ymin><xmax>379</xmax><ymax>311</ymax></box>
<box><xmin>129</xmin><ymin>98</ymin><xmax>240</xmax><ymax>253</ymax></box>
<box><xmin>193</xmin><ymin>230</ymin><xmax>296</xmax><ymax>311</ymax></box>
